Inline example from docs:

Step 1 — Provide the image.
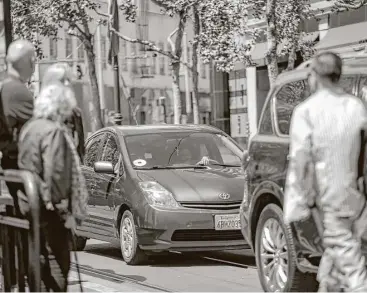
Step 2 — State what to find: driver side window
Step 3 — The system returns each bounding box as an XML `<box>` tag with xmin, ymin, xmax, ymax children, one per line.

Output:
<box><xmin>101</xmin><ymin>134</ymin><xmax>121</xmax><ymax>169</ymax></box>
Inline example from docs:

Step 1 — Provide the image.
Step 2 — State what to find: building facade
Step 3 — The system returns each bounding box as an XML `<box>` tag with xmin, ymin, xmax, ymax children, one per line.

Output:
<box><xmin>213</xmin><ymin>0</ymin><xmax>367</xmax><ymax>147</ymax></box>
<box><xmin>36</xmin><ymin>0</ymin><xmax>212</xmax><ymax>133</ymax></box>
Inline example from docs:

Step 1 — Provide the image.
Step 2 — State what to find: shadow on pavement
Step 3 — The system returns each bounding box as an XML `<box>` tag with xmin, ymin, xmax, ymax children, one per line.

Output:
<box><xmin>83</xmin><ymin>242</ymin><xmax>257</xmax><ymax>269</ymax></box>
<box><xmin>77</xmin><ymin>263</ymin><xmax>147</xmax><ymax>283</ymax></box>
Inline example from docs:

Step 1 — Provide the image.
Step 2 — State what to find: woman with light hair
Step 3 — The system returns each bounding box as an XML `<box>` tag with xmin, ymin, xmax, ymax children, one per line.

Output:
<box><xmin>41</xmin><ymin>62</ymin><xmax>85</xmax><ymax>161</ymax></box>
<box><xmin>17</xmin><ymin>83</ymin><xmax>88</xmax><ymax>291</ymax></box>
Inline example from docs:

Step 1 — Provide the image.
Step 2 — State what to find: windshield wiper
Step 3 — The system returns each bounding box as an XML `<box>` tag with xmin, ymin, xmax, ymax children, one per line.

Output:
<box><xmin>135</xmin><ymin>165</ymin><xmax>207</xmax><ymax>170</ymax></box>
<box><xmin>208</xmin><ymin>163</ymin><xmax>242</xmax><ymax>167</ymax></box>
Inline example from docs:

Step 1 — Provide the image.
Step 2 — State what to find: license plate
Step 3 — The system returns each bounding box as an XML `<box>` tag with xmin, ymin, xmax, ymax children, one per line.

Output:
<box><xmin>214</xmin><ymin>214</ymin><xmax>241</xmax><ymax>231</ymax></box>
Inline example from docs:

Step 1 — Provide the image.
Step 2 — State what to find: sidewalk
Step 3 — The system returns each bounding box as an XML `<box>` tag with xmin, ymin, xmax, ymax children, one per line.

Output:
<box><xmin>1</xmin><ymin>271</ymin><xmax>147</xmax><ymax>292</ymax></box>
<box><xmin>68</xmin><ymin>270</ymin><xmax>149</xmax><ymax>292</ymax></box>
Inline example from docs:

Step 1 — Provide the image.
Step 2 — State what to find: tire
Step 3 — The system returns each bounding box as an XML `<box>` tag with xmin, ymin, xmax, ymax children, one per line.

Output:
<box><xmin>255</xmin><ymin>204</ymin><xmax>318</xmax><ymax>292</ymax></box>
<box><xmin>120</xmin><ymin>210</ymin><xmax>147</xmax><ymax>265</ymax></box>
<box><xmin>70</xmin><ymin>236</ymin><xmax>87</xmax><ymax>251</ymax></box>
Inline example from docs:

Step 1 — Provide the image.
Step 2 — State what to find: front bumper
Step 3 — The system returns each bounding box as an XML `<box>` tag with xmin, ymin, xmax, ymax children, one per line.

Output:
<box><xmin>135</xmin><ymin>206</ymin><xmax>248</xmax><ymax>252</ymax></box>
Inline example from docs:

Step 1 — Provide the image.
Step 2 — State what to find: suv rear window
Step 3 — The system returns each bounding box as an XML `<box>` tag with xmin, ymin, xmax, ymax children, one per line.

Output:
<box><xmin>275</xmin><ymin>80</ymin><xmax>310</xmax><ymax>135</ymax></box>
<box><xmin>259</xmin><ymin>101</ymin><xmax>273</xmax><ymax>135</ymax></box>
<box><xmin>275</xmin><ymin>75</ymin><xmax>356</xmax><ymax>135</ymax></box>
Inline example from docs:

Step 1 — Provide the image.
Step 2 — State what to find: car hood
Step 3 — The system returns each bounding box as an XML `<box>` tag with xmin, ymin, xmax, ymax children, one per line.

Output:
<box><xmin>136</xmin><ymin>167</ymin><xmax>244</xmax><ymax>202</ymax></box>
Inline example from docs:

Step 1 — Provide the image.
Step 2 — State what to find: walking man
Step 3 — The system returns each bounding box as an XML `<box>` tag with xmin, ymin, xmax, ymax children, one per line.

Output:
<box><xmin>283</xmin><ymin>52</ymin><xmax>367</xmax><ymax>291</ymax></box>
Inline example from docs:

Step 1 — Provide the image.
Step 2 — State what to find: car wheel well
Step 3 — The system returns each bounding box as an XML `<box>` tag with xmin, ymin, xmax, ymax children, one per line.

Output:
<box><xmin>251</xmin><ymin>193</ymin><xmax>281</xmax><ymax>248</ymax></box>
<box><xmin>117</xmin><ymin>204</ymin><xmax>131</xmax><ymax>235</ymax></box>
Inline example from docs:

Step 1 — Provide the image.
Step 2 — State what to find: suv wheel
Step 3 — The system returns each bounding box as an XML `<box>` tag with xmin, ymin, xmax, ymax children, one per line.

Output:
<box><xmin>255</xmin><ymin>204</ymin><xmax>318</xmax><ymax>292</ymax></box>
<box><xmin>120</xmin><ymin>210</ymin><xmax>147</xmax><ymax>265</ymax></box>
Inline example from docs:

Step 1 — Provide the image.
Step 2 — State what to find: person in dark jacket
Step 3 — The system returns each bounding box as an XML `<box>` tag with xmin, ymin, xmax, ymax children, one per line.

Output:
<box><xmin>41</xmin><ymin>63</ymin><xmax>85</xmax><ymax>161</ymax></box>
<box><xmin>18</xmin><ymin>83</ymin><xmax>88</xmax><ymax>291</ymax></box>
<box><xmin>0</xmin><ymin>39</ymin><xmax>35</xmax><ymax>288</ymax></box>
<box><xmin>1</xmin><ymin>39</ymin><xmax>35</xmax><ymax>206</ymax></box>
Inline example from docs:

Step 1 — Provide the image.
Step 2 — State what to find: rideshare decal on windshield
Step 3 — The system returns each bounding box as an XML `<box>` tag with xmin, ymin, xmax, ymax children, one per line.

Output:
<box><xmin>133</xmin><ymin>159</ymin><xmax>147</xmax><ymax>167</ymax></box>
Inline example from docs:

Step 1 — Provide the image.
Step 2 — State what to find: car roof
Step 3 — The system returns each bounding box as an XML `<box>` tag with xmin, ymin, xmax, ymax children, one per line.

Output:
<box><xmin>91</xmin><ymin>124</ymin><xmax>224</xmax><ymax>137</ymax></box>
<box><xmin>274</xmin><ymin>57</ymin><xmax>367</xmax><ymax>87</ymax></box>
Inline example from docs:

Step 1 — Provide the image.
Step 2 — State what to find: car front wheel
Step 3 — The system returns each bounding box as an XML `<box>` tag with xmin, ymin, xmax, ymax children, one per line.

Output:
<box><xmin>255</xmin><ymin>204</ymin><xmax>318</xmax><ymax>292</ymax></box>
<box><xmin>120</xmin><ymin>210</ymin><xmax>147</xmax><ymax>265</ymax></box>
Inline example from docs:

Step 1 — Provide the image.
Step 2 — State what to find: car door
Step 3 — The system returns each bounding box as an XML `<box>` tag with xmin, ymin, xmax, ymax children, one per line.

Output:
<box><xmin>93</xmin><ymin>133</ymin><xmax>122</xmax><ymax>239</ymax></box>
<box><xmin>248</xmin><ymin>92</ymin><xmax>288</xmax><ymax>193</ymax></box>
<box><xmin>78</xmin><ymin>132</ymin><xmax>105</xmax><ymax>234</ymax></box>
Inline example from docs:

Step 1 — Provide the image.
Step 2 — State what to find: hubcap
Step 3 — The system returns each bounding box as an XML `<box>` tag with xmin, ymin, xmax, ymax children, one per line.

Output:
<box><xmin>121</xmin><ymin>217</ymin><xmax>134</xmax><ymax>258</ymax></box>
<box><xmin>260</xmin><ymin>218</ymin><xmax>288</xmax><ymax>292</ymax></box>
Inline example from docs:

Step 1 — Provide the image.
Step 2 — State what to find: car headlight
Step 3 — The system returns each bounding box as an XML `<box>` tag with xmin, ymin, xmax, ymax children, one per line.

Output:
<box><xmin>138</xmin><ymin>181</ymin><xmax>180</xmax><ymax>209</ymax></box>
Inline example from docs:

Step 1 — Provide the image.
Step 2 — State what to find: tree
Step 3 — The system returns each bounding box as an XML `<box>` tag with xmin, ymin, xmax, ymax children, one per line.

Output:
<box><xmin>12</xmin><ymin>0</ymin><xmax>106</xmax><ymax>131</ymax></box>
<box><xmin>196</xmin><ymin>0</ymin><xmax>254</xmax><ymax>73</ymax></box>
<box><xmin>240</xmin><ymin>0</ymin><xmax>313</xmax><ymax>84</ymax></box>
<box><xmin>190</xmin><ymin>4</ymin><xmax>200</xmax><ymax>124</ymax></box>
<box><xmin>333</xmin><ymin>0</ymin><xmax>366</xmax><ymax>9</ymax></box>
<box><xmin>186</xmin><ymin>0</ymin><xmax>254</xmax><ymax>124</ymax></box>
<box><xmin>110</xmin><ymin>0</ymin><xmax>193</xmax><ymax>124</ymax></box>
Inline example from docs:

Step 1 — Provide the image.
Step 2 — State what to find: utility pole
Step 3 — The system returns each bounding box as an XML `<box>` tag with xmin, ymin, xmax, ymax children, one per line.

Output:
<box><xmin>183</xmin><ymin>32</ymin><xmax>191</xmax><ymax>121</ymax></box>
<box><xmin>3</xmin><ymin>0</ymin><xmax>12</xmax><ymax>51</ymax></box>
<box><xmin>113</xmin><ymin>55</ymin><xmax>121</xmax><ymax>124</ymax></box>
<box><xmin>96</xmin><ymin>21</ymin><xmax>106</xmax><ymax>115</ymax></box>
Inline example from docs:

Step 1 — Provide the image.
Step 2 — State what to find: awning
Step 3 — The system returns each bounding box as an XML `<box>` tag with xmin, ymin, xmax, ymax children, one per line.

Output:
<box><xmin>316</xmin><ymin>21</ymin><xmax>367</xmax><ymax>53</ymax></box>
<box><xmin>250</xmin><ymin>31</ymin><xmax>319</xmax><ymax>65</ymax></box>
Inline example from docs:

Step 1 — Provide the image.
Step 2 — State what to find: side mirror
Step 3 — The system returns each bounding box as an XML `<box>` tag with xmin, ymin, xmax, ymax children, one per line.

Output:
<box><xmin>94</xmin><ymin>161</ymin><xmax>116</xmax><ymax>175</ymax></box>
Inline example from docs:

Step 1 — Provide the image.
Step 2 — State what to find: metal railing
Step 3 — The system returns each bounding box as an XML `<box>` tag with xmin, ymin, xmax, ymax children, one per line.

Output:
<box><xmin>0</xmin><ymin>169</ymin><xmax>40</xmax><ymax>291</ymax></box>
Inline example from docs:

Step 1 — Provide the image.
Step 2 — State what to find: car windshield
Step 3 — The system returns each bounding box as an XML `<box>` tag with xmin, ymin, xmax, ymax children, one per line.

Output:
<box><xmin>124</xmin><ymin>132</ymin><xmax>243</xmax><ymax>169</ymax></box>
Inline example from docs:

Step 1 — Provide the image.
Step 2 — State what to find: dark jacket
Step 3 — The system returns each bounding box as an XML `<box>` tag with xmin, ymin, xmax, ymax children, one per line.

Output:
<box><xmin>18</xmin><ymin>119</ymin><xmax>73</xmax><ymax>211</ymax></box>
<box><xmin>66</xmin><ymin>107</ymin><xmax>85</xmax><ymax>162</ymax></box>
<box><xmin>0</xmin><ymin>76</ymin><xmax>34</xmax><ymax>160</ymax></box>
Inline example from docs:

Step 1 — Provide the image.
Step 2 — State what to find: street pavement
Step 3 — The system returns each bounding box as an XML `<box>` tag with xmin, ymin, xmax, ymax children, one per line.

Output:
<box><xmin>70</xmin><ymin>239</ymin><xmax>262</xmax><ymax>292</ymax></box>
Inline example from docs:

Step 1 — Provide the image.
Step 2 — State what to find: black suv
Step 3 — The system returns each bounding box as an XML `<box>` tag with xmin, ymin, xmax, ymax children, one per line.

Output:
<box><xmin>240</xmin><ymin>57</ymin><xmax>367</xmax><ymax>292</ymax></box>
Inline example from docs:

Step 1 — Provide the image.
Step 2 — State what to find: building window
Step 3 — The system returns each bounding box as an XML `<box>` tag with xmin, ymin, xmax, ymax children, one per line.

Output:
<box><xmin>101</xmin><ymin>36</ymin><xmax>106</xmax><ymax>69</ymax></box>
<box><xmin>49</xmin><ymin>38</ymin><xmax>58</xmax><ymax>59</ymax></box>
<box><xmin>131</xmin><ymin>43</ymin><xmax>138</xmax><ymax>74</ymax></box>
<box><xmin>158</xmin><ymin>42</ymin><xmax>165</xmax><ymax>75</ymax></box>
<box><xmin>140</xmin><ymin>58</ymin><xmax>149</xmax><ymax>76</ymax></box>
<box><xmin>120</xmin><ymin>39</ymin><xmax>127</xmax><ymax>71</ymax></box>
<box><xmin>140</xmin><ymin>111</ymin><xmax>146</xmax><ymax>124</ymax></box>
<box><xmin>141</xmin><ymin>97</ymin><xmax>146</xmax><ymax>106</ymax></box>
<box><xmin>200</xmin><ymin>61</ymin><xmax>207</xmax><ymax>79</ymax></box>
<box><xmin>330</xmin><ymin>6</ymin><xmax>366</xmax><ymax>28</ymax></box>
<box><xmin>65</xmin><ymin>33</ymin><xmax>73</xmax><ymax>59</ymax></box>
<box><xmin>151</xmin><ymin>56</ymin><xmax>157</xmax><ymax>75</ymax></box>
<box><xmin>77</xmin><ymin>39</ymin><xmax>84</xmax><ymax>60</ymax></box>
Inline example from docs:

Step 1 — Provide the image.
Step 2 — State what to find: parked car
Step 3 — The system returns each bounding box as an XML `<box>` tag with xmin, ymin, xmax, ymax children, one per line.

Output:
<box><xmin>240</xmin><ymin>57</ymin><xmax>367</xmax><ymax>292</ymax></box>
<box><xmin>75</xmin><ymin>124</ymin><xmax>249</xmax><ymax>264</ymax></box>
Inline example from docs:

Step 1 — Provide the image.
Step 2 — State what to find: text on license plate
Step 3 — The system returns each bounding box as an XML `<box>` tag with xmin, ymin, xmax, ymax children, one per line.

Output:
<box><xmin>214</xmin><ymin>214</ymin><xmax>241</xmax><ymax>231</ymax></box>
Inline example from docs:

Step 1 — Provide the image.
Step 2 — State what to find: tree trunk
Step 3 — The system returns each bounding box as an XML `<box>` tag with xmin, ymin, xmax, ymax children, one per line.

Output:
<box><xmin>191</xmin><ymin>5</ymin><xmax>200</xmax><ymax>124</ymax></box>
<box><xmin>85</xmin><ymin>39</ymin><xmax>103</xmax><ymax>132</ymax></box>
<box><xmin>171</xmin><ymin>61</ymin><xmax>181</xmax><ymax>124</ymax></box>
<box><xmin>287</xmin><ymin>46</ymin><xmax>297</xmax><ymax>71</ymax></box>
<box><xmin>265</xmin><ymin>0</ymin><xmax>279</xmax><ymax>85</ymax></box>
<box><xmin>171</xmin><ymin>12</ymin><xmax>186</xmax><ymax>124</ymax></box>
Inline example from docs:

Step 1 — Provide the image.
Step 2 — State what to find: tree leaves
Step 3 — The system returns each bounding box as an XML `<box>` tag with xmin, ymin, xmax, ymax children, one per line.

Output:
<box><xmin>195</xmin><ymin>0</ymin><xmax>255</xmax><ymax>72</ymax></box>
<box><xmin>332</xmin><ymin>0</ymin><xmax>366</xmax><ymax>10</ymax></box>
